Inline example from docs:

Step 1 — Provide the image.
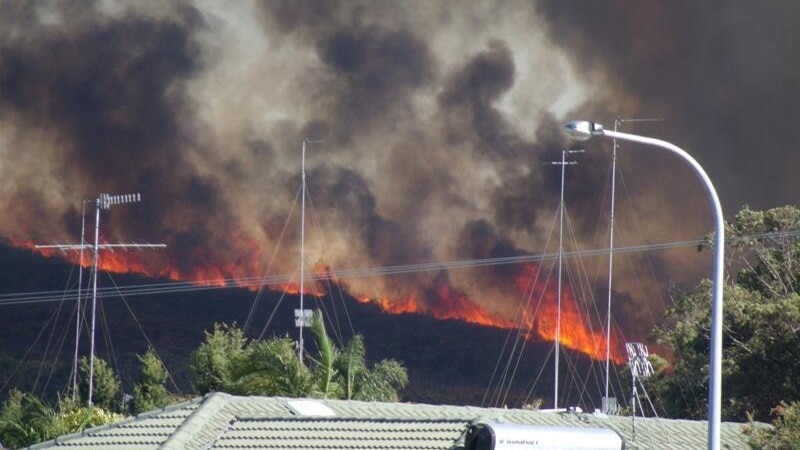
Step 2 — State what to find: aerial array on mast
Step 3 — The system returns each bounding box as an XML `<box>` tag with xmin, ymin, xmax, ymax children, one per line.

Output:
<box><xmin>34</xmin><ymin>192</ymin><xmax>164</xmax><ymax>406</ymax></box>
<box><xmin>626</xmin><ymin>341</ymin><xmax>657</xmax><ymax>442</ymax></box>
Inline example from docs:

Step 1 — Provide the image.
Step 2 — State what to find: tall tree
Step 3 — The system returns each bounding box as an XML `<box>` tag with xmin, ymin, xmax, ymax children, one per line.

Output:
<box><xmin>314</xmin><ymin>313</ymin><xmax>408</xmax><ymax>402</ymax></box>
<box><xmin>189</xmin><ymin>323</ymin><xmax>247</xmax><ymax>394</ymax></box>
<box><xmin>649</xmin><ymin>206</ymin><xmax>800</xmax><ymax>421</ymax></box>
<box><xmin>131</xmin><ymin>348</ymin><xmax>175</xmax><ymax>414</ymax></box>
<box><xmin>0</xmin><ymin>390</ymin><xmax>123</xmax><ymax>448</ymax></box>
<box><xmin>228</xmin><ymin>337</ymin><xmax>312</xmax><ymax>396</ymax></box>
<box><xmin>335</xmin><ymin>334</ymin><xmax>367</xmax><ymax>400</ymax></box>
<box><xmin>747</xmin><ymin>401</ymin><xmax>800</xmax><ymax>450</ymax></box>
<box><xmin>78</xmin><ymin>357</ymin><xmax>121</xmax><ymax>413</ymax></box>
<box><xmin>308</xmin><ymin>311</ymin><xmax>340</xmax><ymax>399</ymax></box>
<box><xmin>0</xmin><ymin>390</ymin><xmax>55</xmax><ymax>448</ymax></box>
<box><xmin>188</xmin><ymin>314</ymin><xmax>408</xmax><ymax>402</ymax></box>
<box><xmin>353</xmin><ymin>359</ymin><xmax>408</xmax><ymax>402</ymax></box>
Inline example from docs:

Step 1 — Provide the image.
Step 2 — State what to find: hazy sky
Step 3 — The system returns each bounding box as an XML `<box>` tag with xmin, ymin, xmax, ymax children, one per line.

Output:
<box><xmin>1</xmin><ymin>0</ymin><xmax>798</xmax><ymax>339</ymax></box>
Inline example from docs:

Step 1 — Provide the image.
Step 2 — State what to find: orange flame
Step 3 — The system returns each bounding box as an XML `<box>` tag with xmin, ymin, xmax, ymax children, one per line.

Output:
<box><xmin>16</xmin><ymin>237</ymin><xmax>624</xmax><ymax>363</ymax></box>
<box><xmin>358</xmin><ymin>264</ymin><xmax>625</xmax><ymax>364</ymax></box>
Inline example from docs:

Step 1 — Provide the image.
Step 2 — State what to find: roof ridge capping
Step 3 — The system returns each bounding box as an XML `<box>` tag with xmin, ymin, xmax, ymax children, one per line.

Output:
<box><xmin>233</xmin><ymin>415</ymin><xmax>474</xmax><ymax>423</ymax></box>
<box><xmin>158</xmin><ymin>391</ymin><xmax>233</xmax><ymax>450</ymax></box>
<box><xmin>215</xmin><ymin>413</ymin><xmax>475</xmax><ymax>450</ymax></box>
<box><xmin>26</xmin><ymin>395</ymin><xmax>205</xmax><ymax>450</ymax></box>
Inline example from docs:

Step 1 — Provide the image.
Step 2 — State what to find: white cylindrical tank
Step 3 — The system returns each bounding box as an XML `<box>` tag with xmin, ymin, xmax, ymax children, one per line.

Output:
<box><xmin>465</xmin><ymin>422</ymin><xmax>624</xmax><ymax>450</ymax></box>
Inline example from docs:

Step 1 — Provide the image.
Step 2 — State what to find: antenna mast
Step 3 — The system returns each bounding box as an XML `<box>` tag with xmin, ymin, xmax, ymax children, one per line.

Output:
<box><xmin>602</xmin><ymin>119</ymin><xmax>620</xmax><ymax>414</ymax></box>
<box><xmin>549</xmin><ymin>149</ymin><xmax>582</xmax><ymax>409</ymax></box>
<box><xmin>36</xmin><ymin>193</ymin><xmax>165</xmax><ymax>406</ymax></box>
<box><xmin>603</xmin><ymin>117</ymin><xmax>664</xmax><ymax>414</ymax></box>
<box><xmin>296</xmin><ymin>140</ymin><xmax>322</xmax><ymax>363</ymax></box>
<box><xmin>71</xmin><ymin>200</ymin><xmax>88</xmax><ymax>401</ymax></box>
<box><xmin>298</xmin><ymin>140</ymin><xmax>308</xmax><ymax>362</ymax></box>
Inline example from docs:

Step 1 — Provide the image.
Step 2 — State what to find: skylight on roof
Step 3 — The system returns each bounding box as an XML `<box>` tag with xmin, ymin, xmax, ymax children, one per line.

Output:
<box><xmin>286</xmin><ymin>400</ymin><xmax>337</xmax><ymax>417</ymax></box>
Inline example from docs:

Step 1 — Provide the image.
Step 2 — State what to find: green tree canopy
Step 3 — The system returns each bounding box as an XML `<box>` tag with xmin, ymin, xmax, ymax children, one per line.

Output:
<box><xmin>188</xmin><ymin>313</ymin><xmax>408</xmax><ymax>402</ymax></box>
<box><xmin>229</xmin><ymin>337</ymin><xmax>312</xmax><ymax>396</ymax></box>
<box><xmin>0</xmin><ymin>389</ymin><xmax>54</xmax><ymax>448</ymax></box>
<box><xmin>747</xmin><ymin>401</ymin><xmax>800</xmax><ymax>450</ymax></box>
<box><xmin>649</xmin><ymin>205</ymin><xmax>800</xmax><ymax>421</ymax></box>
<box><xmin>0</xmin><ymin>390</ymin><xmax>123</xmax><ymax>448</ymax></box>
<box><xmin>189</xmin><ymin>323</ymin><xmax>247</xmax><ymax>394</ymax></box>
<box><xmin>78</xmin><ymin>356</ymin><xmax>121</xmax><ymax>413</ymax></box>
<box><xmin>131</xmin><ymin>348</ymin><xmax>175</xmax><ymax>414</ymax></box>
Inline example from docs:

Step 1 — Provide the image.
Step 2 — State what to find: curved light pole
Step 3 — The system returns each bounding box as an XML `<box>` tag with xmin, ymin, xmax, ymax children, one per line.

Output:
<box><xmin>563</xmin><ymin>121</ymin><xmax>724</xmax><ymax>450</ymax></box>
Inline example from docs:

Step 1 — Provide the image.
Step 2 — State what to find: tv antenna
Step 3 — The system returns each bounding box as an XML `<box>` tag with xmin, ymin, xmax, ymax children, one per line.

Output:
<box><xmin>626</xmin><ymin>342</ymin><xmax>655</xmax><ymax>441</ymax></box>
<box><xmin>35</xmin><ymin>193</ymin><xmax>165</xmax><ymax>406</ymax></box>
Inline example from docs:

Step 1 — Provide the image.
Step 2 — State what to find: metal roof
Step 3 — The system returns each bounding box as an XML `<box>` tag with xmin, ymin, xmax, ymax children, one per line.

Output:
<box><xmin>27</xmin><ymin>393</ymin><xmax>751</xmax><ymax>450</ymax></box>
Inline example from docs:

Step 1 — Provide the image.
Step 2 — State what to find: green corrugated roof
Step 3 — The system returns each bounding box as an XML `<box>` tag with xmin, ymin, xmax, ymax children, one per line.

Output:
<box><xmin>27</xmin><ymin>393</ymin><xmax>752</xmax><ymax>450</ymax></box>
<box><xmin>211</xmin><ymin>417</ymin><xmax>469</xmax><ymax>449</ymax></box>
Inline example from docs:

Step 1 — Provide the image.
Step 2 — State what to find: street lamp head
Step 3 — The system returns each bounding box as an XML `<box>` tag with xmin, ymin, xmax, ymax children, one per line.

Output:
<box><xmin>563</xmin><ymin>121</ymin><xmax>605</xmax><ymax>141</ymax></box>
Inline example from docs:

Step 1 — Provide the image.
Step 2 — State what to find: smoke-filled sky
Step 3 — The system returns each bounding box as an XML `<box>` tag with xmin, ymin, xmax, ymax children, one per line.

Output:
<box><xmin>1</xmin><ymin>0</ymin><xmax>798</xmax><ymax>340</ymax></box>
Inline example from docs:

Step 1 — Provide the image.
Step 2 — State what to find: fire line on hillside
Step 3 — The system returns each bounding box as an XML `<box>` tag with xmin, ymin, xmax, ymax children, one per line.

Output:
<box><xmin>21</xmin><ymin>239</ymin><xmax>625</xmax><ymax>364</ymax></box>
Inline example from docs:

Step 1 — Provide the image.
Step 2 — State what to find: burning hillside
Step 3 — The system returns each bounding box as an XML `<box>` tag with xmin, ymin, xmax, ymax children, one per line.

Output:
<box><xmin>1</xmin><ymin>0</ymin><xmax>743</xmax><ymax>370</ymax></box>
<box><xmin>21</xmin><ymin>233</ymin><xmax>624</xmax><ymax>364</ymax></box>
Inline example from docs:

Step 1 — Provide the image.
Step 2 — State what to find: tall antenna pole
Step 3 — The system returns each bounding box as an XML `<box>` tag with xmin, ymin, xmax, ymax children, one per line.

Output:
<box><xmin>603</xmin><ymin>119</ymin><xmax>619</xmax><ymax>410</ymax></box>
<box><xmin>603</xmin><ymin>118</ymin><xmax>663</xmax><ymax>413</ymax></box>
<box><xmin>550</xmin><ymin>149</ymin><xmax>581</xmax><ymax>409</ymax></box>
<box><xmin>88</xmin><ymin>197</ymin><xmax>101</xmax><ymax>407</ymax></box>
<box><xmin>555</xmin><ymin>150</ymin><xmax>565</xmax><ymax>410</ymax></box>
<box><xmin>295</xmin><ymin>139</ymin><xmax>323</xmax><ymax>363</ymax></box>
<box><xmin>298</xmin><ymin>140</ymin><xmax>307</xmax><ymax>363</ymax></box>
<box><xmin>72</xmin><ymin>200</ymin><xmax>88</xmax><ymax>402</ymax></box>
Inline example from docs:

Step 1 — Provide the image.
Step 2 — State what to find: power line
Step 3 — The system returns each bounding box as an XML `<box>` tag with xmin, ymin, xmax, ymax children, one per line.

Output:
<box><xmin>2</xmin><ymin>229</ymin><xmax>799</xmax><ymax>307</ymax></box>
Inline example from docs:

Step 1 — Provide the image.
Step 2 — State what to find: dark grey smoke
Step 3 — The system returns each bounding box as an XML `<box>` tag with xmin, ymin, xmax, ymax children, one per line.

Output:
<box><xmin>537</xmin><ymin>0</ymin><xmax>800</xmax><ymax>210</ymax></box>
<box><xmin>0</xmin><ymin>1</ymin><xmax>794</xmax><ymax>342</ymax></box>
<box><xmin>0</xmin><ymin>4</ymin><xmax>259</xmax><ymax>276</ymax></box>
<box><xmin>317</xmin><ymin>25</ymin><xmax>434</xmax><ymax>141</ymax></box>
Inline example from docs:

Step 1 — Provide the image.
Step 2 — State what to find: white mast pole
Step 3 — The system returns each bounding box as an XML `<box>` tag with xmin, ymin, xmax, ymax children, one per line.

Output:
<box><xmin>550</xmin><ymin>149</ymin><xmax>582</xmax><ymax>409</ymax></box>
<box><xmin>298</xmin><ymin>140</ymin><xmax>307</xmax><ymax>363</ymax></box>
<box><xmin>603</xmin><ymin>118</ymin><xmax>662</xmax><ymax>412</ymax></box>
<box><xmin>554</xmin><ymin>149</ymin><xmax>566</xmax><ymax>410</ymax></box>
<box><xmin>72</xmin><ymin>200</ymin><xmax>87</xmax><ymax>402</ymax></box>
<box><xmin>88</xmin><ymin>197</ymin><xmax>101</xmax><ymax>407</ymax></box>
<box><xmin>604</xmin><ymin>120</ymin><xmax>619</xmax><ymax>408</ymax></box>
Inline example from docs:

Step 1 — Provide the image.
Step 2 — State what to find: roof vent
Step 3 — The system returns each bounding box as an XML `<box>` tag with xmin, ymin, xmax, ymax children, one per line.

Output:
<box><xmin>286</xmin><ymin>400</ymin><xmax>336</xmax><ymax>417</ymax></box>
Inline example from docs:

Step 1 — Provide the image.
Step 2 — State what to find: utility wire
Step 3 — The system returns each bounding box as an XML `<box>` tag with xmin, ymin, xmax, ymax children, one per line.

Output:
<box><xmin>2</xmin><ymin>230</ymin><xmax>799</xmax><ymax>307</ymax></box>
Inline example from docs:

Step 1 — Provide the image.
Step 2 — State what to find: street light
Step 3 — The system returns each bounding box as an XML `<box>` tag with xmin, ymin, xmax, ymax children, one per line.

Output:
<box><xmin>563</xmin><ymin>121</ymin><xmax>724</xmax><ymax>450</ymax></box>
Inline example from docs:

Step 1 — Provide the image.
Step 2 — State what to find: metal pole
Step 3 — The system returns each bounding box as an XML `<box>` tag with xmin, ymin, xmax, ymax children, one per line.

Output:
<box><xmin>600</xmin><ymin>128</ymin><xmax>724</xmax><ymax>450</ymax></box>
<box><xmin>604</xmin><ymin>121</ymin><xmax>619</xmax><ymax>408</ymax></box>
<box><xmin>553</xmin><ymin>150</ymin><xmax>568</xmax><ymax>409</ymax></box>
<box><xmin>298</xmin><ymin>140</ymin><xmax>307</xmax><ymax>363</ymax></box>
<box><xmin>631</xmin><ymin>365</ymin><xmax>637</xmax><ymax>441</ymax></box>
<box><xmin>72</xmin><ymin>200</ymin><xmax>87</xmax><ymax>402</ymax></box>
<box><xmin>88</xmin><ymin>198</ymin><xmax>101</xmax><ymax>407</ymax></box>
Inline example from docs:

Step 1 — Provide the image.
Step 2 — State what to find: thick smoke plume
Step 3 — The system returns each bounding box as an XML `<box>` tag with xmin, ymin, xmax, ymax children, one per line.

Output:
<box><xmin>1</xmin><ymin>1</ymin><xmax>796</xmax><ymax>341</ymax></box>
